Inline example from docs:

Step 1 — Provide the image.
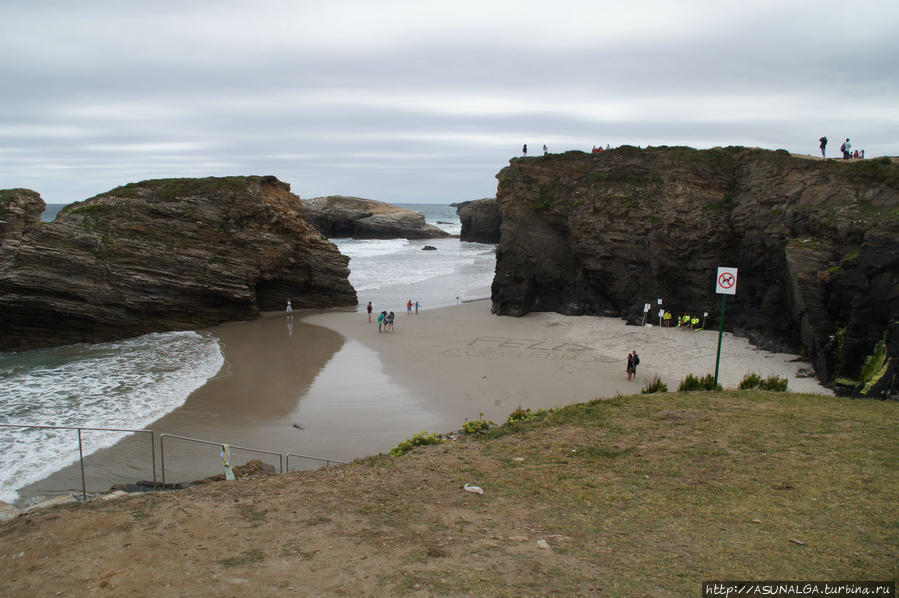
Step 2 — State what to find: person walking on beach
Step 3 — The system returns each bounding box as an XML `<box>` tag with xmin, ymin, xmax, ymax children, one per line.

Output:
<box><xmin>387</xmin><ymin>311</ymin><xmax>395</xmax><ymax>332</ymax></box>
<box><xmin>414</xmin><ymin>300</ymin><xmax>420</xmax><ymax>314</ymax></box>
<box><xmin>626</xmin><ymin>352</ymin><xmax>635</xmax><ymax>381</ymax></box>
<box><xmin>407</xmin><ymin>299</ymin><xmax>413</xmax><ymax>314</ymax></box>
<box><xmin>286</xmin><ymin>299</ymin><xmax>293</xmax><ymax>317</ymax></box>
<box><xmin>819</xmin><ymin>136</ymin><xmax>827</xmax><ymax>158</ymax></box>
<box><xmin>367</xmin><ymin>301</ymin><xmax>373</xmax><ymax>322</ymax></box>
<box><xmin>377</xmin><ymin>311</ymin><xmax>386</xmax><ymax>332</ymax></box>
<box><xmin>631</xmin><ymin>351</ymin><xmax>640</xmax><ymax>378</ymax></box>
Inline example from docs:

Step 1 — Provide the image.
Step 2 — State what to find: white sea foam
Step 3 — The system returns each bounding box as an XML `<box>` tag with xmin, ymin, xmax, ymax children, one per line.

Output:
<box><xmin>0</xmin><ymin>331</ymin><xmax>224</xmax><ymax>504</ymax></box>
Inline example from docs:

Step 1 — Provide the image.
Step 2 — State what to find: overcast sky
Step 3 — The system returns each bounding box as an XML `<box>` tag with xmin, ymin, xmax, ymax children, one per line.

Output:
<box><xmin>2</xmin><ymin>1</ymin><xmax>897</xmax><ymax>205</ymax></box>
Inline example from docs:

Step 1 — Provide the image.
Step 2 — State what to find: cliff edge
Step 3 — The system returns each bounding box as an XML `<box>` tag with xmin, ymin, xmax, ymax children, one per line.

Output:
<box><xmin>491</xmin><ymin>147</ymin><xmax>898</xmax><ymax>398</ymax></box>
<box><xmin>0</xmin><ymin>176</ymin><xmax>357</xmax><ymax>351</ymax></box>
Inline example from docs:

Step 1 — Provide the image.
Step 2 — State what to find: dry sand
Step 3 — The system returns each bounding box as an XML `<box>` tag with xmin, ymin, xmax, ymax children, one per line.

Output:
<box><xmin>303</xmin><ymin>299</ymin><xmax>831</xmax><ymax>425</ymax></box>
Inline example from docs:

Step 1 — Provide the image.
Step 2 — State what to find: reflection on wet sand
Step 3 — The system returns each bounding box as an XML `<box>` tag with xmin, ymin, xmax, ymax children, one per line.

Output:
<box><xmin>17</xmin><ymin>313</ymin><xmax>346</xmax><ymax>499</ymax></box>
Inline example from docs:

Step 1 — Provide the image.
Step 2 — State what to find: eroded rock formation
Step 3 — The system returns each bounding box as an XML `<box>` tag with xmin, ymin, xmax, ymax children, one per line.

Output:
<box><xmin>302</xmin><ymin>195</ymin><xmax>452</xmax><ymax>239</ymax></box>
<box><xmin>0</xmin><ymin>176</ymin><xmax>357</xmax><ymax>351</ymax></box>
<box><xmin>453</xmin><ymin>198</ymin><xmax>501</xmax><ymax>243</ymax></box>
<box><xmin>0</xmin><ymin>189</ymin><xmax>44</xmax><ymax>242</ymax></box>
<box><xmin>491</xmin><ymin>147</ymin><xmax>898</xmax><ymax>397</ymax></box>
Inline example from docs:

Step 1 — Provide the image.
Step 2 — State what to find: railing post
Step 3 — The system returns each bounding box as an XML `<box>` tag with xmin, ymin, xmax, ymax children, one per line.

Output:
<box><xmin>150</xmin><ymin>431</ymin><xmax>157</xmax><ymax>487</ymax></box>
<box><xmin>77</xmin><ymin>428</ymin><xmax>87</xmax><ymax>501</ymax></box>
<box><xmin>160</xmin><ymin>434</ymin><xmax>167</xmax><ymax>487</ymax></box>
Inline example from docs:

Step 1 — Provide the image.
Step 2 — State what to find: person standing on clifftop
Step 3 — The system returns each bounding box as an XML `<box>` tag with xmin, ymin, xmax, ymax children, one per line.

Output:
<box><xmin>543</xmin><ymin>144</ymin><xmax>547</xmax><ymax>155</ymax></box>
<box><xmin>522</xmin><ymin>144</ymin><xmax>527</xmax><ymax>156</ymax></box>
<box><xmin>819</xmin><ymin>136</ymin><xmax>827</xmax><ymax>158</ymax></box>
<box><xmin>842</xmin><ymin>138</ymin><xmax>851</xmax><ymax>159</ymax></box>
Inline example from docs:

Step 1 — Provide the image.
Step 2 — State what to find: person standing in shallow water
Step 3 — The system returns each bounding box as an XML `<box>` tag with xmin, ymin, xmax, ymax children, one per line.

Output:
<box><xmin>367</xmin><ymin>301</ymin><xmax>373</xmax><ymax>322</ymax></box>
<box><xmin>286</xmin><ymin>299</ymin><xmax>293</xmax><ymax>317</ymax></box>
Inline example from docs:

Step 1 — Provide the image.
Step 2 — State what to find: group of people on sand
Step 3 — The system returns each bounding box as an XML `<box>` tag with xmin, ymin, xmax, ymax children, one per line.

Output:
<box><xmin>365</xmin><ymin>300</ymin><xmax>421</xmax><ymax>333</ymax></box>
<box><xmin>377</xmin><ymin>311</ymin><xmax>395</xmax><ymax>332</ymax></box>
<box><xmin>626</xmin><ymin>350</ymin><xmax>640</xmax><ymax>381</ymax></box>
<box><xmin>819</xmin><ymin>136</ymin><xmax>864</xmax><ymax>160</ymax></box>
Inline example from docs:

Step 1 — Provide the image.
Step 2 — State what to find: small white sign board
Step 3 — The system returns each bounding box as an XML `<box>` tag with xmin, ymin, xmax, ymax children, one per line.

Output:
<box><xmin>715</xmin><ymin>267</ymin><xmax>738</xmax><ymax>295</ymax></box>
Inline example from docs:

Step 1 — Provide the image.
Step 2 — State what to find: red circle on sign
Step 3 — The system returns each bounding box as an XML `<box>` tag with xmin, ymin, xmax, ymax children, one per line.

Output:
<box><xmin>718</xmin><ymin>272</ymin><xmax>735</xmax><ymax>288</ymax></box>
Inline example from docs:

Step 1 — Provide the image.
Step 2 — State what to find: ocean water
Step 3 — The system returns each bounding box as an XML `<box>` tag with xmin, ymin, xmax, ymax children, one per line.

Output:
<box><xmin>0</xmin><ymin>333</ymin><xmax>223</xmax><ymax>504</ymax></box>
<box><xmin>337</xmin><ymin>203</ymin><xmax>495</xmax><ymax>311</ymax></box>
<box><xmin>1</xmin><ymin>203</ymin><xmax>496</xmax><ymax>504</ymax></box>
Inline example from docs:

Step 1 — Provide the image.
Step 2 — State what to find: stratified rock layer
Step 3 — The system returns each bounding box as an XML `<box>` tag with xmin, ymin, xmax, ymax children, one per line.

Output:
<box><xmin>491</xmin><ymin>147</ymin><xmax>898</xmax><ymax>397</ymax></box>
<box><xmin>0</xmin><ymin>176</ymin><xmax>357</xmax><ymax>351</ymax></box>
<box><xmin>302</xmin><ymin>196</ymin><xmax>452</xmax><ymax>239</ymax></box>
<box><xmin>453</xmin><ymin>198</ymin><xmax>502</xmax><ymax>243</ymax></box>
<box><xmin>0</xmin><ymin>189</ymin><xmax>44</xmax><ymax>243</ymax></box>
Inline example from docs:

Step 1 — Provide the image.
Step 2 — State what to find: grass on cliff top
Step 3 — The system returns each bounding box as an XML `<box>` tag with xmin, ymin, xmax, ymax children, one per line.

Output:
<box><xmin>384</xmin><ymin>390</ymin><xmax>898</xmax><ymax>595</ymax></box>
<box><xmin>3</xmin><ymin>390</ymin><xmax>896</xmax><ymax>596</ymax></box>
<box><xmin>83</xmin><ymin>176</ymin><xmax>254</xmax><ymax>203</ymax></box>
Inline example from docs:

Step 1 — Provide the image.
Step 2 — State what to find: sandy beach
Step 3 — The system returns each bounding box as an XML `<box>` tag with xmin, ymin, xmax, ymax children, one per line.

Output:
<box><xmin>304</xmin><ymin>300</ymin><xmax>830</xmax><ymax>423</ymax></box>
<box><xmin>15</xmin><ymin>300</ymin><xmax>830</xmax><ymax>502</ymax></box>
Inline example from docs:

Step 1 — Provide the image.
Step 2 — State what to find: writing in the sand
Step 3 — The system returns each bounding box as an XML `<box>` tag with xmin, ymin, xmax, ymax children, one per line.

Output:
<box><xmin>468</xmin><ymin>337</ymin><xmax>592</xmax><ymax>352</ymax></box>
<box><xmin>443</xmin><ymin>336</ymin><xmax>603</xmax><ymax>363</ymax></box>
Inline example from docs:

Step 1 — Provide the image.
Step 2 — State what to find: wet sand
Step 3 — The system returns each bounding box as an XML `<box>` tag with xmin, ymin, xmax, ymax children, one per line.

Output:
<box><xmin>17</xmin><ymin>301</ymin><xmax>831</xmax><ymax>503</ymax></box>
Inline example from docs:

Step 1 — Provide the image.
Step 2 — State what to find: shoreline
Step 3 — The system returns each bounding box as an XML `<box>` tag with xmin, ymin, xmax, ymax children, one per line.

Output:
<box><xmin>8</xmin><ymin>301</ymin><xmax>830</xmax><ymax>506</ymax></box>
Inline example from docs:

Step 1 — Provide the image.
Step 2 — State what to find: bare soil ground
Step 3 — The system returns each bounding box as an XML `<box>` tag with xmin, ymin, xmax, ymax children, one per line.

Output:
<box><xmin>2</xmin><ymin>391</ymin><xmax>896</xmax><ymax>597</ymax></box>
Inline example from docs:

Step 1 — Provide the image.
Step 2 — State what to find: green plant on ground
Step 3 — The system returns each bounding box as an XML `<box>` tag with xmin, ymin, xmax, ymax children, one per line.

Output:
<box><xmin>641</xmin><ymin>376</ymin><xmax>668</xmax><ymax>394</ymax></box>
<box><xmin>390</xmin><ymin>431</ymin><xmax>443</xmax><ymax>457</ymax></box>
<box><xmin>859</xmin><ymin>332</ymin><xmax>890</xmax><ymax>396</ymax></box>
<box><xmin>759</xmin><ymin>375</ymin><xmax>788</xmax><ymax>391</ymax></box>
<box><xmin>677</xmin><ymin>373</ymin><xmax>722</xmax><ymax>392</ymax></box>
<box><xmin>738</xmin><ymin>373</ymin><xmax>762</xmax><ymax>390</ymax></box>
<box><xmin>506</xmin><ymin>407</ymin><xmax>550</xmax><ymax>425</ymax></box>
<box><xmin>461</xmin><ymin>413</ymin><xmax>495</xmax><ymax>435</ymax></box>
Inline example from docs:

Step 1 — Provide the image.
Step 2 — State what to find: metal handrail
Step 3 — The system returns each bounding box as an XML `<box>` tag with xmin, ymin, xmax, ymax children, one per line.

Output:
<box><xmin>159</xmin><ymin>433</ymin><xmax>284</xmax><ymax>485</ymax></box>
<box><xmin>0</xmin><ymin>423</ymin><xmax>156</xmax><ymax>501</ymax></box>
<box><xmin>285</xmin><ymin>452</ymin><xmax>346</xmax><ymax>471</ymax></box>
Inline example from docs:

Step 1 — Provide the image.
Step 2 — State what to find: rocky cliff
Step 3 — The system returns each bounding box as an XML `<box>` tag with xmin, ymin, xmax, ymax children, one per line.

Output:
<box><xmin>0</xmin><ymin>176</ymin><xmax>357</xmax><ymax>351</ymax></box>
<box><xmin>302</xmin><ymin>196</ymin><xmax>452</xmax><ymax>239</ymax></box>
<box><xmin>491</xmin><ymin>147</ymin><xmax>898</xmax><ymax>398</ymax></box>
<box><xmin>0</xmin><ymin>189</ymin><xmax>44</xmax><ymax>242</ymax></box>
<box><xmin>453</xmin><ymin>198</ymin><xmax>502</xmax><ymax>243</ymax></box>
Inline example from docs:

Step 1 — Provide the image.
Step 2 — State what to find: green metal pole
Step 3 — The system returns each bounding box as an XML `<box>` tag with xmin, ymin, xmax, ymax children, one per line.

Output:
<box><xmin>713</xmin><ymin>294</ymin><xmax>727</xmax><ymax>387</ymax></box>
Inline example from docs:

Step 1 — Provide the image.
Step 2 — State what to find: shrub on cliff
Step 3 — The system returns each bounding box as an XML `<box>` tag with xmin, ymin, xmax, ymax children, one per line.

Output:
<box><xmin>678</xmin><ymin>374</ymin><xmax>722</xmax><ymax>392</ymax></box>
<box><xmin>641</xmin><ymin>376</ymin><xmax>668</xmax><ymax>394</ymax></box>
<box><xmin>390</xmin><ymin>431</ymin><xmax>443</xmax><ymax>457</ymax></box>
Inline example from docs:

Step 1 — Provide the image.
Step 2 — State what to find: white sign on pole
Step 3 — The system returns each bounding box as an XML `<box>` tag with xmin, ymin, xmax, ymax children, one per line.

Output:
<box><xmin>644</xmin><ymin>303</ymin><xmax>651</xmax><ymax>312</ymax></box>
<box><xmin>657</xmin><ymin>298</ymin><xmax>662</xmax><ymax>305</ymax></box>
<box><xmin>715</xmin><ymin>267</ymin><xmax>738</xmax><ymax>295</ymax></box>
